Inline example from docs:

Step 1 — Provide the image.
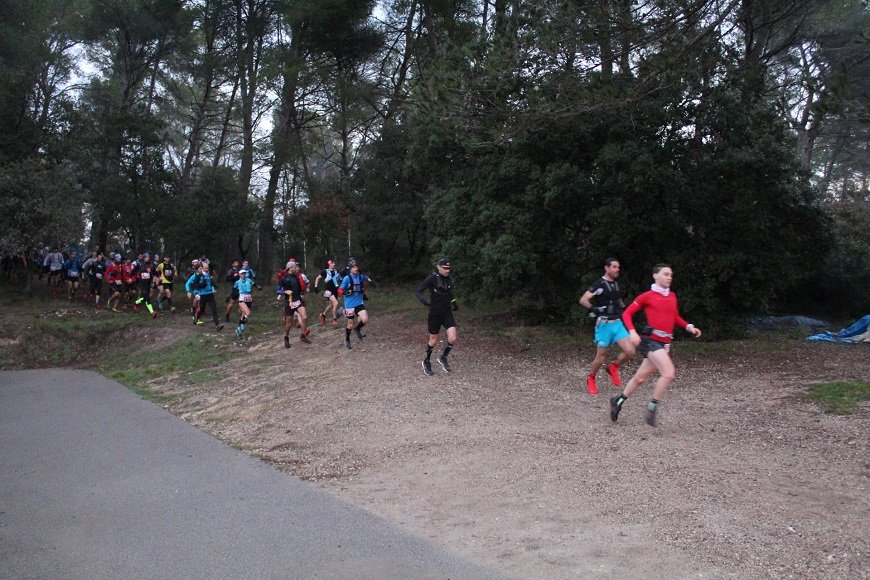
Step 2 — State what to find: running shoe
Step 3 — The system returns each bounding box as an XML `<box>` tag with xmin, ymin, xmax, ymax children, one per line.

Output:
<box><xmin>607</xmin><ymin>363</ymin><xmax>622</xmax><ymax>387</ymax></box>
<box><xmin>319</xmin><ymin>314</ymin><xmax>326</xmax><ymax>325</ymax></box>
<box><xmin>586</xmin><ymin>375</ymin><xmax>599</xmax><ymax>395</ymax></box>
<box><xmin>111</xmin><ymin>307</ymin><xmax>120</xmax><ymax>313</ymax></box>
<box><xmin>304</xmin><ymin>327</ymin><xmax>311</xmax><ymax>336</ymax></box>
<box><xmin>170</xmin><ymin>306</ymin><xmax>176</xmax><ymax>313</ymax></box>
<box><xmin>344</xmin><ymin>340</ymin><xmax>352</xmax><ymax>350</ymax></box>
<box><xmin>284</xmin><ymin>336</ymin><xmax>291</xmax><ymax>349</ymax></box>
<box><xmin>610</xmin><ymin>397</ymin><xmax>622</xmax><ymax>422</ymax></box>
<box><xmin>299</xmin><ymin>334</ymin><xmax>311</xmax><ymax>344</ymax></box>
<box><xmin>437</xmin><ymin>355</ymin><xmax>451</xmax><ymax>373</ymax></box>
<box><xmin>644</xmin><ymin>406</ymin><xmax>658</xmax><ymax>427</ymax></box>
<box><xmin>235</xmin><ymin>326</ymin><xmax>242</xmax><ymax>337</ymax></box>
<box><xmin>151</xmin><ymin>310</ymin><xmax>158</xmax><ymax>319</ymax></box>
<box><xmin>195</xmin><ymin>319</ymin><xmax>204</xmax><ymax>325</ymax></box>
<box><xmin>215</xmin><ymin>324</ymin><xmax>224</xmax><ymax>332</ymax></box>
<box><xmin>354</xmin><ymin>327</ymin><xmax>365</xmax><ymax>341</ymax></box>
<box><xmin>422</xmin><ymin>360</ymin><xmax>434</xmax><ymax>376</ymax></box>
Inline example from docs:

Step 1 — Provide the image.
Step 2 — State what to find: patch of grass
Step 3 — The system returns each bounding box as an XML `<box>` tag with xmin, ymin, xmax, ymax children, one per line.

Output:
<box><xmin>98</xmin><ymin>335</ymin><xmax>239</xmax><ymax>402</ymax></box>
<box><xmin>371</xmin><ymin>285</ymin><xmax>419</xmax><ymax>314</ymax></box>
<box><xmin>803</xmin><ymin>380</ymin><xmax>870</xmax><ymax>415</ymax></box>
<box><xmin>7</xmin><ymin>309</ymin><xmax>143</xmax><ymax>368</ymax></box>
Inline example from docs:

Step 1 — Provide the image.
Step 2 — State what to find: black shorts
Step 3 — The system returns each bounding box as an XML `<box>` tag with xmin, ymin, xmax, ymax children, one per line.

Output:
<box><xmin>159</xmin><ymin>282</ymin><xmax>173</xmax><ymax>290</ymax></box>
<box><xmin>283</xmin><ymin>300</ymin><xmax>304</xmax><ymax>317</ymax></box>
<box><xmin>427</xmin><ymin>310</ymin><xmax>456</xmax><ymax>335</ymax></box>
<box><xmin>639</xmin><ymin>337</ymin><xmax>670</xmax><ymax>358</ymax></box>
<box><xmin>89</xmin><ymin>277</ymin><xmax>103</xmax><ymax>294</ymax></box>
<box><xmin>111</xmin><ymin>282</ymin><xmax>124</xmax><ymax>294</ymax></box>
<box><xmin>227</xmin><ymin>287</ymin><xmax>240</xmax><ymax>302</ymax></box>
<box><xmin>65</xmin><ymin>275</ymin><xmax>80</xmax><ymax>283</ymax></box>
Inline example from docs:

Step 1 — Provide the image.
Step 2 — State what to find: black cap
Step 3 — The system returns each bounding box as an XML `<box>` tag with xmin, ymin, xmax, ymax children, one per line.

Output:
<box><xmin>437</xmin><ymin>258</ymin><xmax>451</xmax><ymax>267</ymax></box>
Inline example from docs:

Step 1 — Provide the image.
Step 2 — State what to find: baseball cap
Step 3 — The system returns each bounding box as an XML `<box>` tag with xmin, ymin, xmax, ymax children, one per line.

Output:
<box><xmin>437</xmin><ymin>258</ymin><xmax>451</xmax><ymax>267</ymax></box>
<box><xmin>286</xmin><ymin>260</ymin><xmax>296</xmax><ymax>269</ymax></box>
<box><xmin>114</xmin><ymin>254</ymin><xmax>122</xmax><ymax>260</ymax></box>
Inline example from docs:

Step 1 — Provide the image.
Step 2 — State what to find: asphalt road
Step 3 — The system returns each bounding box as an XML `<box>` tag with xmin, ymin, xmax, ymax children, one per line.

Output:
<box><xmin>0</xmin><ymin>370</ymin><xmax>506</xmax><ymax>580</ymax></box>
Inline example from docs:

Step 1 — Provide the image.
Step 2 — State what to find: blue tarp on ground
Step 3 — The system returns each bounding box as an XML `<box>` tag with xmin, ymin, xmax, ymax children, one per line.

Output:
<box><xmin>807</xmin><ymin>314</ymin><xmax>870</xmax><ymax>344</ymax></box>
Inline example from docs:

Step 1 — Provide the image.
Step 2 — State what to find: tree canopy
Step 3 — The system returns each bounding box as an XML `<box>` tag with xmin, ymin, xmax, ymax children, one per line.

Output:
<box><xmin>1</xmin><ymin>0</ymin><xmax>867</xmax><ymax>323</ymax></box>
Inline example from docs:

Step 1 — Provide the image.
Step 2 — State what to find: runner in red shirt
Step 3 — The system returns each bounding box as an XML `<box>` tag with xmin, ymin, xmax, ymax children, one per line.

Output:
<box><xmin>610</xmin><ymin>264</ymin><xmax>702</xmax><ymax>427</ymax></box>
<box><xmin>105</xmin><ymin>254</ymin><xmax>125</xmax><ymax>312</ymax></box>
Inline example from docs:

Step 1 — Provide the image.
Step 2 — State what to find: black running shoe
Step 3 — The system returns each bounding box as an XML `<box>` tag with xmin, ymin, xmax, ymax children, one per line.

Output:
<box><xmin>422</xmin><ymin>360</ymin><xmax>434</xmax><ymax>376</ymax></box>
<box><xmin>644</xmin><ymin>406</ymin><xmax>658</xmax><ymax>427</ymax></box>
<box><xmin>284</xmin><ymin>336</ymin><xmax>291</xmax><ymax>349</ymax></box>
<box><xmin>354</xmin><ymin>327</ymin><xmax>365</xmax><ymax>341</ymax></box>
<box><xmin>610</xmin><ymin>397</ymin><xmax>622</xmax><ymax>422</ymax></box>
<box><xmin>215</xmin><ymin>324</ymin><xmax>224</xmax><ymax>332</ymax></box>
<box><xmin>344</xmin><ymin>340</ymin><xmax>352</xmax><ymax>350</ymax></box>
<box><xmin>299</xmin><ymin>334</ymin><xmax>311</xmax><ymax>344</ymax></box>
<box><xmin>437</xmin><ymin>355</ymin><xmax>451</xmax><ymax>373</ymax></box>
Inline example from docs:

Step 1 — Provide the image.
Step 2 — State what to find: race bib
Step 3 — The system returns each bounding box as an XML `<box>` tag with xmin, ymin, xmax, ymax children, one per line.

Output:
<box><xmin>344</xmin><ymin>307</ymin><xmax>356</xmax><ymax>317</ymax></box>
<box><xmin>241</xmin><ymin>294</ymin><xmax>252</xmax><ymax>302</ymax></box>
<box><xmin>290</xmin><ymin>300</ymin><xmax>302</xmax><ymax>309</ymax></box>
<box><xmin>141</xmin><ymin>272</ymin><xmax>150</xmax><ymax>279</ymax></box>
<box><xmin>68</xmin><ymin>270</ymin><xmax>79</xmax><ymax>277</ymax></box>
<box><xmin>323</xmin><ymin>290</ymin><xmax>333</xmax><ymax>298</ymax></box>
<box><xmin>96</xmin><ymin>273</ymin><xmax>102</xmax><ymax>279</ymax></box>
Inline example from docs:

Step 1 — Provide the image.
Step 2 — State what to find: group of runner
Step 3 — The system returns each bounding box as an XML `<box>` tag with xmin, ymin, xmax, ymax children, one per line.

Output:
<box><xmin>36</xmin><ymin>247</ymin><xmax>376</xmax><ymax>341</ymax></box>
<box><xmin>579</xmin><ymin>258</ymin><xmax>702</xmax><ymax>427</ymax></box>
<box><xmin>34</xmin><ymin>246</ymin><xmax>697</xmax><ymax>427</ymax></box>
<box><xmin>39</xmin><ymin>248</ymin><xmax>182</xmax><ymax>317</ymax></box>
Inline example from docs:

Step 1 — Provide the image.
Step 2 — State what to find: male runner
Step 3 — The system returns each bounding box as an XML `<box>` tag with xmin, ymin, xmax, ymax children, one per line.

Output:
<box><xmin>610</xmin><ymin>264</ymin><xmax>702</xmax><ymax>427</ymax></box>
<box><xmin>578</xmin><ymin>258</ymin><xmax>636</xmax><ymax>394</ymax></box>
<box><xmin>415</xmin><ymin>258</ymin><xmax>459</xmax><ymax>375</ymax></box>
<box><xmin>277</xmin><ymin>260</ymin><xmax>311</xmax><ymax>347</ymax></box>
<box><xmin>314</xmin><ymin>259</ymin><xmax>341</xmax><ymax>325</ymax></box>
<box><xmin>338</xmin><ymin>261</ymin><xmax>370</xmax><ymax>350</ymax></box>
<box><xmin>155</xmin><ymin>255</ymin><xmax>177</xmax><ymax>312</ymax></box>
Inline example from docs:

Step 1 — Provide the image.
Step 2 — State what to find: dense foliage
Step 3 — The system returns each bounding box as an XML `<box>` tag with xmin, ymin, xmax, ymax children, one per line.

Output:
<box><xmin>0</xmin><ymin>0</ymin><xmax>867</xmax><ymax>324</ymax></box>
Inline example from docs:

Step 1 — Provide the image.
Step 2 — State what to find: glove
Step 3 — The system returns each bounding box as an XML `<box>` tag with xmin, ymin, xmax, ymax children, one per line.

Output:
<box><xmin>337</xmin><ymin>288</ymin><xmax>344</xmax><ymax>295</ymax></box>
<box><xmin>451</xmin><ymin>300</ymin><xmax>459</xmax><ymax>312</ymax></box>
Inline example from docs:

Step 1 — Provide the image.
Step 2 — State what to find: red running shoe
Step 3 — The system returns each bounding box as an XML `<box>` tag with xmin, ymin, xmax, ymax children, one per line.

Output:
<box><xmin>319</xmin><ymin>314</ymin><xmax>326</xmax><ymax>325</ymax></box>
<box><xmin>586</xmin><ymin>375</ymin><xmax>599</xmax><ymax>395</ymax></box>
<box><xmin>607</xmin><ymin>363</ymin><xmax>622</xmax><ymax>387</ymax></box>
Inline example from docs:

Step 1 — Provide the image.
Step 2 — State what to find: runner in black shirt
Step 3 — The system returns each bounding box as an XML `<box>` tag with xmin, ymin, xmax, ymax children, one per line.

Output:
<box><xmin>415</xmin><ymin>258</ymin><xmax>459</xmax><ymax>375</ymax></box>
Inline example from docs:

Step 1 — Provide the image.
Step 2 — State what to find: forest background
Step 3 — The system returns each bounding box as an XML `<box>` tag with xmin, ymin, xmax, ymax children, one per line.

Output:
<box><xmin>1</xmin><ymin>0</ymin><xmax>868</xmax><ymax>332</ymax></box>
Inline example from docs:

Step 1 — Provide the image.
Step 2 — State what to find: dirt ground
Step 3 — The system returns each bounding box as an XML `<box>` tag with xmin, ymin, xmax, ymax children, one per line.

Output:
<box><xmin>122</xmin><ymin>301</ymin><xmax>870</xmax><ymax>580</ymax></box>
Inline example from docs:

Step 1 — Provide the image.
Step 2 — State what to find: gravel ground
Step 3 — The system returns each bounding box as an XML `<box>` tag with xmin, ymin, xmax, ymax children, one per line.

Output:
<box><xmin>143</xmin><ymin>309</ymin><xmax>868</xmax><ymax>579</ymax></box>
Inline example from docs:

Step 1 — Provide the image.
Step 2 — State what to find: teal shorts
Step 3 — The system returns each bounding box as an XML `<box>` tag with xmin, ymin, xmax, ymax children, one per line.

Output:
<box><xmin>594</xmin><ymin>319</ymin><xmax>630</xmax><ymax>348</ymax></box>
